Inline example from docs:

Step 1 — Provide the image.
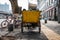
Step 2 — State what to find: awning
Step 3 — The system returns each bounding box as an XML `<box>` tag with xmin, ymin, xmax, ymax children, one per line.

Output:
<box><xmin>43</xmin><ymin>6</ymin><xmax>55</xmax><ymax>13</ymax></box>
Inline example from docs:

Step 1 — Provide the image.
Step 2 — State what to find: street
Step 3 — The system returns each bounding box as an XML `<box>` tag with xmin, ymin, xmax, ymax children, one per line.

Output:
<box><xmin>0</xmin><ymin>0</ymin><xmax>60</xmax><ymax>40</ymax></box>
<box><xmin>0</xmin><ymin>26</ymin><xmax>48</xmax><ymax>40</ymax></box>
<box><xmin>0</xmin><ymin>20</ymin><xmax>60</xmax><ymax>40</ymax></box>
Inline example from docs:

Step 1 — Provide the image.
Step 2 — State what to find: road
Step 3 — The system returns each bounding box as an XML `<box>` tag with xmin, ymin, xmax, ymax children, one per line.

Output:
<box><xmin>0</xmin><ymin>26</ymin><xmax>48</xmax><ymax>40</ymax></box>
<box><xmin>0</xmin><ymin>20</ymin><xmax>60</xmax><ymax>40</ymax></box>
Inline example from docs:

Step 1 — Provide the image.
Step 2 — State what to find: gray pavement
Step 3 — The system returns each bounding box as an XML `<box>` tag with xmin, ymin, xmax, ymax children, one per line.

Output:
<box><xmin>0</xmin><ymin>20</ymin><xmax>60</xmax><ymax>40</ymax></box>
<box><xmin>0</xmin><ymin>27</ymin><xmax>48</xmax><ymax>40</ymax></box>
<box><xmin>0</xmin><ymin>28</ymin><xmax>8</xmax><ymax>37</ymax></box>
<box><xmin>41</xmin><ymin>19</ymin><xmax>60</xmax><ymax>35</ymax></box>
<box><xmin>14</xmin><ymin>31</ymin><xmax>48</xmax><ymax>40</ymax></box>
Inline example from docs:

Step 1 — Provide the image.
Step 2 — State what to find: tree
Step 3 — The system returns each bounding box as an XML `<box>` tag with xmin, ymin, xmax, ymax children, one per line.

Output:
<box><xmin>9</xmin><ymin>0</ymin><xmax>19</xmax><ymax>14</ymax></box>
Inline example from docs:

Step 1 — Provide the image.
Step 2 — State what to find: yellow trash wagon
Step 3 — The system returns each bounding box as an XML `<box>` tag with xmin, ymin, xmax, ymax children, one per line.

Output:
<box><xmin>21</xmin><ymin>10</ymin><xmax>41</xmax><ymax>33</ymax></box>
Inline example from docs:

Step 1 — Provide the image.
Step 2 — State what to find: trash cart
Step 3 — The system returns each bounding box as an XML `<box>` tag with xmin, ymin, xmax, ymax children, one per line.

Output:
<box><xmin>21</xmin><ymin>10</ymin><xmax>41</xmax><ymax>33</ymax></box>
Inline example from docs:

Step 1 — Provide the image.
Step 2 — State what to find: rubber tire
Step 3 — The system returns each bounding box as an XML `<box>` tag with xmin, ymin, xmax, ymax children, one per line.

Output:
<box><xmin>38</xmin><ymin>22</ymin><xmax>41</xmax><ymax>34</ymax></box>
<box><xmin>21</xmin><ymin>23</ymin><xmax>23</xmax><ymax>33</ymax></box>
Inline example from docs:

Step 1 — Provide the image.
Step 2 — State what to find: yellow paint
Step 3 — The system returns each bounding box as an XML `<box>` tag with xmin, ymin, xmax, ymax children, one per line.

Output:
<box><xmin>22</xmin><ymin>10</ymin><xmax>41</xmax><ymax>23</ymax></box>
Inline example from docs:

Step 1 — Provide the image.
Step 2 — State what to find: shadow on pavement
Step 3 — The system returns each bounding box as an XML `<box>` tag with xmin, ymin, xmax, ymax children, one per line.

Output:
<box><xmin>15</xmin><ymin>31</ymin><xmax>48</xmax><ymax>40</ymax></box>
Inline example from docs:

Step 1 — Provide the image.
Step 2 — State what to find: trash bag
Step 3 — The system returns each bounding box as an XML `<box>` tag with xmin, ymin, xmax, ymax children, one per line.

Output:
<box><xmin>8</xmin><ymin>24</ymin><xmax>13</xmax><ymax>32</ymax></box>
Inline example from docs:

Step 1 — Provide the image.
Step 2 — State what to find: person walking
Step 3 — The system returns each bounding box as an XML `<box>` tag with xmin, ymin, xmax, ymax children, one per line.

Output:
<box><xmin>45</xmin><ymin>18</ymin><xmax>47</xmax><ymax>23</ymax></box>
<box><xmin>7</xmin><ymin>16</ymin><xmax>14</xmax><ymax>32</ymax></box>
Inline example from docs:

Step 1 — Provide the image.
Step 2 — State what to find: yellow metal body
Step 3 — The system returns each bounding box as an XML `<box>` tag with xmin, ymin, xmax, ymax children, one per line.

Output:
<box><xmin>22</xmin><ymin>10</ymin><xmax>41</xmax><ymax>23</ymax></box>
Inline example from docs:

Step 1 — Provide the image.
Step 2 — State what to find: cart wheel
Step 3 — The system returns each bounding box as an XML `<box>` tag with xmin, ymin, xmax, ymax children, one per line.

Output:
<box><xmin>21</xmin><ymin>23</ymin><xmax>23</xmax><ymax>33</ymax></box>
<box><xmin>38</xmin><ymin>22</ymin><xmax>41</xmax><ymax>33</ymax></box>
<box><xmin>39</xmin><ymin>27</ymin><xmax>41</xmax><ymax>33</ymax></box>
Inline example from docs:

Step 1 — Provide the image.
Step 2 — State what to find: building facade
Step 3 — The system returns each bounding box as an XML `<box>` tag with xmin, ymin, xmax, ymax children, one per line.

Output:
<box><xmin>57</xmin><ymin>0</ymin><xmax>60</xmax><ymax>23</ymax></box>
<box><xmin>38</xmin><ymin>0</ymin><xmax>58</xmax><ymax>21</ymax></box>
<box><xmin>0</xmin><ymin>3</ymin><xmax>9</xmax><ymax>12</ymax></box>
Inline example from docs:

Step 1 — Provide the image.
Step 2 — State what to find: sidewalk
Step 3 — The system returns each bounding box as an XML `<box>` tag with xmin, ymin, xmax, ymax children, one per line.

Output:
<box><xmin>41</xmin><ymin>24</ymin><xmax>60</xmax><ymax>40</ymax></box>
<box><xmin>41</xmin><ymin>20</ymin><xmax>60</xmax><ymax>35</ymax></box>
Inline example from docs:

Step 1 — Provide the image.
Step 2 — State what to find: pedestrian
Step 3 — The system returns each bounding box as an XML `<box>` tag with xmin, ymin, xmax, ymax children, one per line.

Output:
<box><xmin>7</xmin><ymin>16</ymin><xmax>14</xmax><ymax>32</ymax></box>
<box><xmin>13</xmin><ymin>17</ymin><xmax>17</xmax><ymax>28</ymax></box>
<box><xmin>45</xmin><ymin>18</ymin><xmax>47</xmax><ymax>23</ymax></box>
